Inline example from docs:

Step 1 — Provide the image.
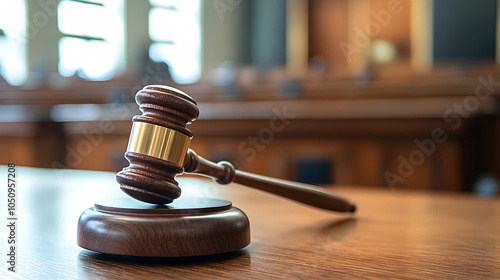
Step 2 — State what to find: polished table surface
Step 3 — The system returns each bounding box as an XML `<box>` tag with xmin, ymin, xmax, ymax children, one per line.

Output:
<box><xmin>0</xmin><ymin>167</ymin><xmax>499</xmax><ymax>279</ymax></box>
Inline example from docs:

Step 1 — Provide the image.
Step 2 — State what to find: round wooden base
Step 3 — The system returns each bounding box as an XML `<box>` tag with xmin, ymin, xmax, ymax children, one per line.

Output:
<box><xmin>77</xmin><ymin>197</ymin><xmax>250</xmax><ymax>257</ymax></box>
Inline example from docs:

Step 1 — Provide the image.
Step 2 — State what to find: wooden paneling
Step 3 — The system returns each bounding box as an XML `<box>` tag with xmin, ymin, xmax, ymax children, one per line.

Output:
<box><xmin>308</xmin><ymin>0</ymin><xmax>349</xmax><ymax>71</ymax></box>
<box><xmin>370</xmin><ymin>0</ymin><xmax>412</xmax><ymax>58</ymax></box>
<box><xmin>1</xmin><ymin>72</ymin><xmax>499</xmax><ymax>191</ymax></box>
<box><xmin>308</xmin><ymin>0</ymin><xmax>412</xmax><ymax>75</ymax></box>
<box><xmin>0</xmin><ymin>137</ymin><xmax>36</xmax><ymax>167</ymax></box>
<box><xmin>64</xmin><ymin>135</ymin><xmax>129</xmax><ymax>172</ymax></box>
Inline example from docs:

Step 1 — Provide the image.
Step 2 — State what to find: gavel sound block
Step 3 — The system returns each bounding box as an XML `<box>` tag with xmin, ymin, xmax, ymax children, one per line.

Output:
<box><xmin>77</xmin><ymin>85</ymin><xmax>356</xmax><ymax>257</ymax></box>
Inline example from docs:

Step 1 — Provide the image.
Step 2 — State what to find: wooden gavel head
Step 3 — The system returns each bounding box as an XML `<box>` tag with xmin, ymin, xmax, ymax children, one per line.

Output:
<box><xmin>116</xmin><ymin>85</ymin><xmax>199</xmax><ymax>204</ymax></box>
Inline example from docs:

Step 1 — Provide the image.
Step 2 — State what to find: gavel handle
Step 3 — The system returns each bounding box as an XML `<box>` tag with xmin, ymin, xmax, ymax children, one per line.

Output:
<box><xmin>184</xmin><ymin>149</ymin><xmax>356</xmax><ymax>213</ymax></box>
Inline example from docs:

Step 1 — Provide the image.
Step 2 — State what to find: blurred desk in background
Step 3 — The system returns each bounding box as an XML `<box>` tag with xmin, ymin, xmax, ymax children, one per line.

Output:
<box><xmin>1</xmin><ymin>75</ymin><xmax>500</xmax><ymax>191</ymax></box>
<box><xmin>0</xmin><ymin>167</ymin><xmax>499</xmax><ymax>279</ymax></box>
<box><xmin>1</xmin><ymin>95</ymin><xmax>499</xmax><ymax>191</ymax></box>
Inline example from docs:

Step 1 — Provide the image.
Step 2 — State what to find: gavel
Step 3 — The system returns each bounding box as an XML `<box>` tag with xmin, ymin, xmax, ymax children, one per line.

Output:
<box><xmin>115</xmin><ymin>85</ymin><xmax>355</xmax><ymax>212</ymax></box>
<box><xmin>78</xmin><ymin>85</ymin><xmax>355</xmax><ymax>258</ymax></box>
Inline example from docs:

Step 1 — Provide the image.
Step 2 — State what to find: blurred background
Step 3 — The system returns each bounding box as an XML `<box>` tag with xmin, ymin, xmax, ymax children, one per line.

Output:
<box><xmin>0</xmin><ymin>0</ymin><xmax>499</xmax><ymax>195</ymax></box>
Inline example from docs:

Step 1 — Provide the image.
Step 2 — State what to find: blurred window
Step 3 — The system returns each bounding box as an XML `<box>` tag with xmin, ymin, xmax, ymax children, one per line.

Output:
<box><xmin>0</xmin><ymin>0</ymin><xmax>28</xmax><ymax>86</ymax></box>
<box><xmin>148</xmin><ymin>0</ymin><xmax>201</xmax><ymax>84</ymax></box>
<box><xmin>57</xmin><ymin>0</ymin><xmax>124</xmax><ymax>80</ymax></box>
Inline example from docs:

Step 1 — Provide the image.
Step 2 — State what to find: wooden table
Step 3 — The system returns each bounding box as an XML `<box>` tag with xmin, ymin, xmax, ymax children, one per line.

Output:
<box><xmin>0</xmin><ymin>167</ymin><xmax>499</xmax><ymax>279</ymax></box>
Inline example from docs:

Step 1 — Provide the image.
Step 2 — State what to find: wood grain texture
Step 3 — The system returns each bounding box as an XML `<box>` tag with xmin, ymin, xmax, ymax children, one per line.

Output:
<box><xmin>1</xmin><ymin>167</ymin><xmax>499</xmax><ymax>279</ymax></box>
